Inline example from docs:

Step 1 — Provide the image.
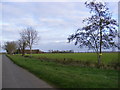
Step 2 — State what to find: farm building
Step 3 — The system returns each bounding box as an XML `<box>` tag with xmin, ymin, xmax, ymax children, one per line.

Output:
<box><xmin>15</xmin><ymin>49</ymin><xmax>44</xmax><ymax>54</ymax></box>
<box><xmin>24</xmin><ymin>49</ymin><xmax>44</xmax><ymax>54</ymax></box>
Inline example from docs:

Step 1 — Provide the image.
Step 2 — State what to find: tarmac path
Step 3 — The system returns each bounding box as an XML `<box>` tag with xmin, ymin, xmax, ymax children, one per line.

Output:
<box><xmin>2</xmin><ymin>54</ymin><xmax>53</xmax><ymax>88</ymax></box>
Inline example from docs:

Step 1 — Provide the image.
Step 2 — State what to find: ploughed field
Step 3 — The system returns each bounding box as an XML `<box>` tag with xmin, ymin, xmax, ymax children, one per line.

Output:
<box><xmin>7</xmin><ymin>53</ymin><xmax>119</xmax><ymax>88</ymax></box>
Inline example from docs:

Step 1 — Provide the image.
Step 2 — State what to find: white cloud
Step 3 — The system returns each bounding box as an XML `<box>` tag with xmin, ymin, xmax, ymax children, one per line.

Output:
<box><xmin>16</xmin><ymin>17</ymin><xmax>39</xmax><ymax>26</ymax></box>
<box><xmin>0</xmin><ymin>3</ymin><xmax>2</xmax><ymax>19</ymax></box>
<box><xmin>2</xmin><ymin>4</ymin><xmax>24</xmax><ymax>18</ymax></box>
<box><xmin>39</xmin><ymin>18</ymin><xmax>67</xmax><ymax>28</ymax></box>
<box><xmin>40</xmin><ymin>18</ymin><xmax>64</xmax><ymax>23</ymax></box>
<box><xmin>54</xmin><ymin>40</ymin><xmax>68</xmax><ymax>43</ymax></box>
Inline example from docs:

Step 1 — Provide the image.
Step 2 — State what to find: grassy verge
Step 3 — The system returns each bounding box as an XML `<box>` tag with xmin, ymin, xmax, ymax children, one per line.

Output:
<box><xmin>7</xmin><ymin>55</ymin><xmax>118</xmax><ymax>88</ymax></box>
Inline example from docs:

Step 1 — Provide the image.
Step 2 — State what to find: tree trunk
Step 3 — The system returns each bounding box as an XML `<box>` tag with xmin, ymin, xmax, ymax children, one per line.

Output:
<box><xmin>22</xmin><ymin>43</ymin><xmax>25</xmax><ymax>56</ymax></box>
<box><xmin>30</xmin><ymin>46</ymin><xmax>32</xmax><ymax>57</ymax></box>
<box><xmin>98</xmin><ymin>19</ymin><xmax>102</xmax><ymax>67</ymax></box>
<box><xmin>22</xmin><ymin>48</ymin><xmax>25</xmax><ymax>56</ymax></box>
<box><xmin>98</xmin><ymin>54</ymin><xmax>101</xmax><ymax>65</ymax></box>
<box><xmin>97</xmin><ymin>53</ymin><xmax>101</xmax><ymax>68</ymax></box>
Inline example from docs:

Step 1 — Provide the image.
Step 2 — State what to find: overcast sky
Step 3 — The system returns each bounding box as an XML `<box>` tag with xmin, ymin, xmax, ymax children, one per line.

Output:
<box><xmin>0</xmin><ymin>0</ymin><xmax>119</xmax><ymax>52</ymax></box>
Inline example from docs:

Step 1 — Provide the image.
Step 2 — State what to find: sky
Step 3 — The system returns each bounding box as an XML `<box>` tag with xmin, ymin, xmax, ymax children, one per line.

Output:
<box><xmin>0</xmin><ymin>0</ymin><xmax>119</xmax><ymax>52</ymax></box>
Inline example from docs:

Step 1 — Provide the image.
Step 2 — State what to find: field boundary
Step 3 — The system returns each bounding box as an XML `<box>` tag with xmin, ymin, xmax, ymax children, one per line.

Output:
<box><xmin>27</xmin><ymin>55</ymin><xmax>120</xmax><ymax>70</ymax></box>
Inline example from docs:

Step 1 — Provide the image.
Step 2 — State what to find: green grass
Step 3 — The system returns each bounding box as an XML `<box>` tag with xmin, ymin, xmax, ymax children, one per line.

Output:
<box><xmin>30</xmin><ymin>53</ymin><xmax>118</xmax><ymax>64</ymax></box>
<box><xmin>7</xmin><ymin>55</ymin><xmax>118</xmax><ymax>88</ymax></box>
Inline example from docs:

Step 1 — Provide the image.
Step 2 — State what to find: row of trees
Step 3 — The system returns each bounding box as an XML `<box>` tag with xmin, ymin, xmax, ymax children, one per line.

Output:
<box><xmin>3</xmin><ymin>27</ymin><xmax>39</xmax><ymax>56</ymax></box>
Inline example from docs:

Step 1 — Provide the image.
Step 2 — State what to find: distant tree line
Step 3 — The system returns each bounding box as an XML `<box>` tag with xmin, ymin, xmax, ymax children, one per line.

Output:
<box><xmin>48</xmin><ymin>50</ymin><xmax>74</xmax><ymax>53</ymax></box>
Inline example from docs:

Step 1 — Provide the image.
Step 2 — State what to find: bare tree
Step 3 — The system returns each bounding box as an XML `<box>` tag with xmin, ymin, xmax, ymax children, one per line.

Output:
<box><xmin>17</xmin><ymin>39</ymin><xmax>28</xmax><ymax>56</ymax></box>
<box><xmin>20</xmin><ymin>27</ymin><xmax>39</xmax><ymax>56</ymax></box>
<box><xmin>3</xmin><ymin>41</ymin><xmax>18</xmax><ymax>54</ymax></box>
<box><xmin>68</xmin><ymin>1</ymin><xmax>118</xmax><ymax>66</ymax></box>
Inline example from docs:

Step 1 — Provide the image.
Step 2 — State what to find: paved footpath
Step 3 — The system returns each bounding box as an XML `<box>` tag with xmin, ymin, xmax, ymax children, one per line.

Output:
<box><xmin>2</xmin><ymin>55</ymin><xmax>53</xmax><ymax>88</ymax></box>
